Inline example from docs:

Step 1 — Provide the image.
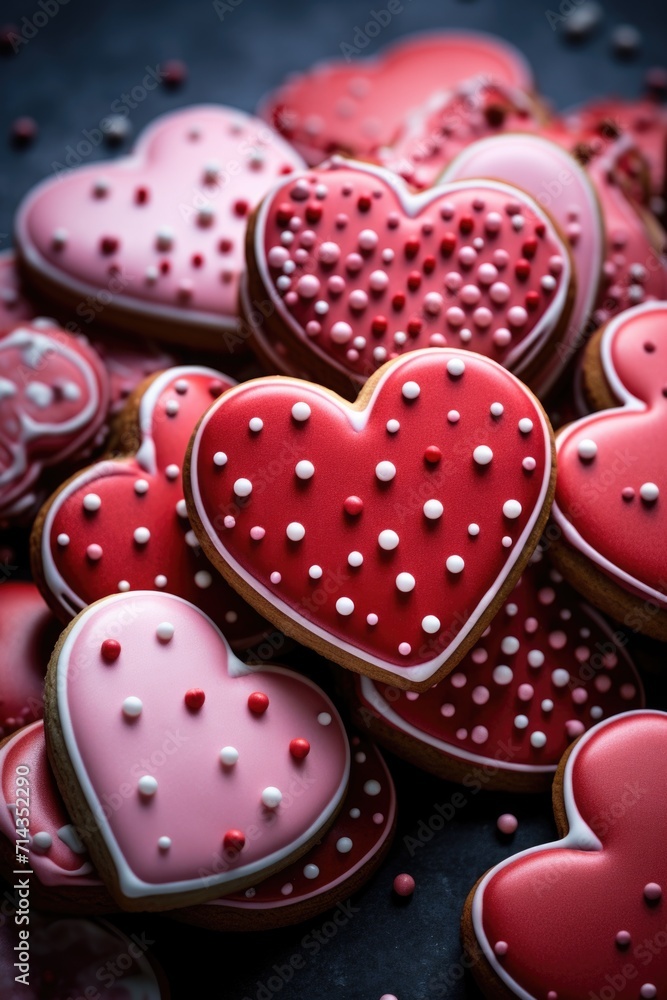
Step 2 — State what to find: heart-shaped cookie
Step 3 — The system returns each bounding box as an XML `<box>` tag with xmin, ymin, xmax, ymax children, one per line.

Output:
<box><xmin>244</xmin><ymin>158</ymin><xmax>575</xmax><ymax>398</ymax></box>
<box><xmin>552</xmin><ymin>302</ymin><xmax>667</xmax><ymax>639</ymax></box>
<box><xmin>260</xmin><ymin>30</ymin><xmax>532</xmax><ymax>165</ymax></box>
<box><xmin>32</xmin><ymin>365</ymin><xmax>272</xmax><ymax>652</ymax></box>
<box><xmin>0</xmin><ymin>319</ymin><xmax>110</xmax><ymax>525</ymax></box>
<box><xmin>186</xmin><ymin>348</ymin><xmax>556</xmax><ymax>689</ymax></box>
<box><xmin>351</xmin><ymin>550</ymin><xmax>644</xmax><ymax>791</ymax></box>
<box><xmin>463</xmin><ymin>710</ymin><xmax>667</xmax><ymax>1000</ymax></box>
<box><xmin>15</xmin><ymin>106</ymin><xmax>304</xmax><ymax>349</ymax></box>
<box><xmin>45</xmin><ymin>591</ymin><xmax>350</xmax><ymax>911</ymax></box>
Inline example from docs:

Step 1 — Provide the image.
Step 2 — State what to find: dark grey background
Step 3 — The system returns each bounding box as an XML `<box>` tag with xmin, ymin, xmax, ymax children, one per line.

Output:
<box><xmin>0</xmin><ymin>1</ymin><xmax>665</xmax><ymax>998</ymax></box>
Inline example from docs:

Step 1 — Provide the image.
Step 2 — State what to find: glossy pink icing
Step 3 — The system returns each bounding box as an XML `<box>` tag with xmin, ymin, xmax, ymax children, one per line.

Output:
<box><xmin>473</xmin><ymin>711</ymin><xmax>667</xmax><ymax>1000</ymax></box>
<box><xmin>355</xmin><ymin>551</ymin><xmax>644</xmax><ymax>775</ymax></box>
<box><xmin>15</xmin><ymin>105</ymin><xmax>304</xmax><ymax>336</ymax></box>
<box><xmin>0</xmin><ymin>722</ymin><xmax>99</xmax><ymax>888</ymax></box>
<box><xmin>554</xmin><ymin>303</ymin><xmax>667</xmax><ymax>605</ymax></box>
<box><xmin>441</xmin><ymin>134</ymin><xmax>604</xmax><ymax>396</ymax></box>
<box><xmin>381</xmin><ymin>81</ymin><xmax>541</xmax><ymax>190</ymax></box>
<box><xmin>251</xmin><ymin>158</ymin><xmax>572</xmax><ymax>393</ymax></box>
<box><xmin>202</xmin><ymin>735</ymin><xmax>395</xmax><ymax>912</ymax></box>
<box><xmin>41</xmin><ymin>365</ymin><xmax>271</xmax><ymax>650</ymax></box>
<box><xmin>189</xmin><ymin>348</ymin><xmax>553</xmax><ymax>685</ymax></box>
<box><xmin>0</xmin><ymin>914</ymin><xmax>164</xmax><ymax>998</ymax></box>
<box><xmin>0</xmin><ymin>582</ymin><xmax>59</xmax><ymax>738</ymax></box>
<box><xmin>260</xmin><ymin>31</ymin><xmax>533</xmax><ymax>165</ymax></box>
<box><xmin>54</xmin><ymin>591</ymin><xmax>350</xmax><ymax>902</ymax></box>
<box><xmin>0</xmin><ymin>318</ymin><xmax>110</xmax><ymax>524</ymax></box>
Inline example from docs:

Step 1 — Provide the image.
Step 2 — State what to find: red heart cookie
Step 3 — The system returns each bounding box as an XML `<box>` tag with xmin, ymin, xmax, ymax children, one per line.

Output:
<box><xmin>0</xmin><ymin>319</ymin><xmax>110</xmax><ymax>525</ymax></box>
<box><xmin>552</xmin><ymin>302</ymin><xmax>667</xmax><ymax>639</ymax></box>
<box><xmin>0</xmin><ymin>582</ymin><xmax>60</xmax><ymax>739</ymax></box>
<box><xmin>32</xmin><ymin>365</ymin><xmax>272</xmax><ymax>652</ymax></box>
<box><xmin>463</xmin><ymin>710</ymin><xmax>667</xmax><ymax>1000</ymax></box>
<box><xmin>441</xmin><ymin>133</ymin><xmax>604</xmax><ymax>396</ymax></box>
<box><xmin>45</xmin><ymin>591</ymin><xmax>350</xmax><ymax>911</ymax></box>
<box><xmin>351</xmin><ymin>550</ymin><xmax>644</xmax><ymax>791</ymax></box>
<box><xmin>15</xmin><ymin>106</ymin><xmax>304</xmax><ymax>348</ymax></box>
<box><xmin>245</xmin><ymin>159</ymin><xmax>575</xmax><ymax>397</ymax></box>
<box><xmin>260</xmin><ymin>30</ymin><xmax>532</xmax><ymax>166</ymax></box>
<box><xmin>186</xmin><ymin>348</ymin><xmax>556</xmax><ymax>690</ymax></box>
<box><xmin>177</xmin><ymin>734</ymin><xmax>396</xmax><ymax>930</ymax></box>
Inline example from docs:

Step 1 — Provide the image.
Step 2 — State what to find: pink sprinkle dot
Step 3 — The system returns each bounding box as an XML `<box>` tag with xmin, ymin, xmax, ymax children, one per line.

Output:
<box><xmin>547</xmin><ymin>993</ymin><xmax>558</xmax><ymax>1000</ymax></box>
<box><xmin>471</xmin><ymin>726</ymin><xmax>488</xmax><ymax>744</ymax></box>
<box><xmin>440</xmin><ymin>703</ymin><xmax>455</xmax><ymax>717</ymax></box>
<box><xmin>566</xmin><ymin>720</ymin><xmax>586</xmax><ymax>738</ymax></box>
<box><xmin>250</xmin><ymin>526</ymin><xmax>265</xmax><ymax>541</ymax></box>
<box><xmin>380</xmin><ymin>995</ymin><xmax>399</xmax><ymax>1000</ymax></box>
<box><xmin>450</xmin><ymin>673</ymin><xmax>466</xmax><ymax>689</ymax></box>
<box><xmin>373</xmin><ymin>813</ymin><xmax>384</xmax><ymax>825</ymax></box>
<box><xmin>549</xmin><ymin>630</ymin><xmax>567</xmax><ymax>650</ymax></box>
<box><xmin>644</xmin><ymin>882</ymin><xmax>662</xmax><ymax>901</ymax></box>
<box><xmin>572</xmin><ymin>687</ymin><xmax>588</xmax><ymax>705</ymax></box>
<box><xmin>640</xmin><ymin>986</ymin><xmax>657</xmax><ymax>999</ymax></box>
<box><xmin>494</xmin><ymin>940</ymin><xmax>509</xmax><ymax>956</ymax></box>
<box><xmin>393</xmin><ymin>873</ymin><xmax>415</xmax><ymax>897</ymax></box>
<box><xmin>456</xmin><ymin>728</ymin><xmax>468</xmax><ymax>740</ymax></box>
<box><xmin>224</xmin><ymin>516</ymin><xmax>236</xmax><ymax>529</ymax></box>
<box><xmin>616</xmin><ymin>930</ymin><xmax>631</xmax><ymax>948</ymax></box>
<box><xmin>270</xmin><ymin>572</ymin><xmax>281</xmax><ymax>584</ymax></box>
<box><xmin>398</xmin><ymin>642</ymin><xmax>411</xmax><ymax>656</ymax></box>
<box><xmin>472</xmin><ymin>686</ymin><xmax>490</xmax><ymax>705</ymax></box>
<box><xmin>497</xmin><ymin>814</ymin><xmax>518</xmax><ymax>835</ymax></box>
<box><xmin>86</xmin><ymin>544</ymin><xmax>103</xmax><ymax>561</ymax></box>
<box><xmin>517</xmin><ymin>684</ymin><xmax>534</xmax><ymax>702</ymax></box>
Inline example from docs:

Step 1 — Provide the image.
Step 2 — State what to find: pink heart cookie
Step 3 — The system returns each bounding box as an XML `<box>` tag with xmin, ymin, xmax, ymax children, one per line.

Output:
<box><xmin>245</xmin><ymin>158</ymin><xmax>575</xmax><ymax>398</ymax></box>
<box><xmin>0</xmin><ymin>582</ymin><xmax>59</xmax><ymax>738</ymax></box>
<box><xmin>15</xmin><ymin>106</ymin><xmax>304</xmax><ymax>349</ymax></box>
<box><xmin>33</xmin><ymin>366</ymin><xmax>273</xmax><ymax>652</ymax></box>
<box><xmin>0</xmin><ymin>319</ymin><xmax>110</xmax><ymax>525</ymax></box>
<box><xmin>177</xmin><ymin>734</ymin><xmax>396</xmax><ymax>930</ymax></box>
<box><xmin>260</xmin><ymin>31</ymin><xmax>533</xmax><ymax>166</ymax></box>
<box><xmin>45</xmin><ymin>591</ymin><xmax>350</xmax><ymax>911</ymax></box>
<box><xmin>186</xmin><ymin>348</ymin><xmax>556</xmax><ymax>690</ymax></box>
<box><xmin>351</xmin><ymin>551</ymin><xmax>644</xmax><ymax>791</ymax></box>
<box><xmin>552</xmin><ymin>302</ymin><xmax>667</xmax><ymax>639</ymax></box>
<box><xmin>441</xmin><ymin>133</ymin><xmax>604</xmax><ymax>396</ymax></box>
<box><xmin>463</xmin><ymin>710</ymin><xmax>667</xmax><ymax>1000</ymax></box>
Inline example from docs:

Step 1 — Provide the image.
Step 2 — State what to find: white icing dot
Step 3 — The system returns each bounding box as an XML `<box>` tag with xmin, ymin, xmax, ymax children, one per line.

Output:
<box><xmin>122</xmin><ymin>696</ymin><xmax>143</xmax><ymax>718</ymax></box>
<box><xmin>350</xmin><ymin>808</ymin><xmax>361</xmax><ymax>819</ymax></box>
<box><xmin>32</xmin><ymin>831</ymin><xmax>52</xmax><ymax>851</ymax></box>
<box><xmin>249</xmin><ymin>417</ymin><xmax>264</xmax><ymax>432</ymax></box>
<box><xmin>336</xmin><ymin>596</ymin><xmax>354</xmax><ymax>615</ymax></box>
<box><xmin>446</xmin><ymin>555</ymin><xmax>464</xmax><ymax>574</ymax></box>
<box><xmin>396</xmin><ymin>572</ymin><xmax>416</xmax><ymax>593</ymax></box>
<box><xmin>490</xmin><ymin>402</ymin><xmax>504</xmax><ymax>417</ymax></box>
<box><xmin>286</xmin><ymin>522</ymin><xmax>306</xmax><ymax>542</ymax></box>
<box><xmin>493</xmin><ymin>665</ymin><xmax>514</xmax><ymax>685</ymax></box>
<box><xmin>514</xmin><ymin>715</ymin><xmax>529</xmax><ymax>730</ymax></box>
<box><xmin>261</xmin><ymin>786</ymin><xmax>283</xmax><ymax>809</ymax></box>
<box><xmin>165</xmin><ymin>464</ymin><xmax>179</xmax><ymax>480</ymax></box>
<box><xmin>176</xmin><ymin>499</ymin><xmax>188</xmax><ymax>517</ymax></box>
<box><xmin>270</xmin><ymin>571</ymin><xmax>281</xmax><ymax>584</ymax></box>
<box><xmin>234</xmin><ymin>478</ymin><xmax>252</xmax><ymax>497</ymax></box>
<box><xmin>194</xmin><ymin>571</ymin><xmax>212</xmax><ymax>589</ymax></box>
<box><xmin>447</xmin><ymin>358</ymin><xmax>465</xmax><ymax>377</ymax></box>
<box><xmin>378</xmin><ymin>529</ymin><xmax>399</xmax><ymax>550</ymax></box>
<box><xmin>503</xmin><ymin>500</ymin><xmax>522</xmax><ymax>519</ymax></box>
<box><xmin>292</xmin><ymin>402</ymin><xmax>311</xmax><ymax>421</ymax></box>
<box><xmin>640</xmin><ymin>482</ymin><xmax>659</xmax><ymax>502</ymax></box>
<box><xmin>134</xmin><ymin>527</ymin><xmax>150</xmax><ymax>544</ymax></box>
<box><xmin>473</xmin><ymin>445</ymin><xmax>493</xmax><ymax>466</ymax></box>
<box><xmin>386</xmin><ymin>419</ymin><xmax>400</xmax><ymax>433</ymax></box>
<box><xmin>528</xmin><ymin>650</ymin><xmax>545</xmax><ymax>667</ymax></box>
<box><xmin>83</xmin><ymin>493</ymin><xmax>101</xmax><ymax>512</ymax></box>
<box><xmin>422</xmin><ymin>615</ymin><xmax>441</xmax><ymax>634</ymax></box>
<box><xmin>295</xmin><ymin>460</ymin><xmax>315</xmax><ymax>480</ymax></box>
<box><xmin>213</xmin><ymin>451</ymin><xmax>228</xmax><ymax>467</ymax></box>
<box><xmin>367</xmin><ymin>613</ymin><xmax>378</xmax><ymax>626</ymax></box>
<box><xmin>57</xmin><ymin>533</ymin><xmax>70</xmax><ymax>546</ymax></box>
<box><xmin>552</xmin><ymin>669</ymin><xmax>570</xmax><ymax>688</ymax></box>
<box><xmin>530</xmin><ymin>731</ymin><xmax>547</xmax><ymax>749</ymax></box>
<box><xmin>501</xmin><ymin>636</ymin><xmax>520</xmax><ymax>655</ymax></box>
<box><xmin>402</xmin><ymin>381</ymin><xmax>420</xmax><ymax>400</ymax></box>
<box><xmin>423</xmin><ymin>499</ymin><xmax>443</xmax><ymax>520</ymax></box>
<box><xmin>518</xmin><ymin>418</ymin><xmax>533</xmax><ymax>434</ymax></box>
<box><xmin>578</xmin><ymin>439</ymin><xmax>598</xmax><ymax>461</ymax></box>
<box><xmin>336</xmin><ymin>837</ymin><xmax>353</xmax><ymax>854</ymax></box>
<box><xmin>542</xmin><ymin>699</ymin><xmax>554</xmax><ymax>712</ymax></box>
<box><xmin>331</xmin><ymin>321</ymin><xmax>353</xmax><ymax>344</ymax></box>
<box><xmin>502</xmin><ymin>536</ymin><xmax>513</xmax><ymax>548</ymax></box>
<box><xmin>118</xmin><ymin>580</ymin><xmax>130</xmax><ymax>592</ymax></box>
<box><xmin>158</xmin><ymin>837</ymin><xmax>172</xmax><ymax>850</ymax></box>
<box><xmin>375</xmin><ymin>461</ymin><xmax>396</xmax><ymax>482</ymax></box>
<box><xmin>220</xmin><ymin>746</ymin><xmax>239</xmax><ymax>766</ymax></box>
<box><xmin>134</xmin><ymin>479</ymin><xmax>149</xmax><ymax>495</ymax></box>
<box><xmin>468</xmin><ymin>523</ymin><xmax>480</xmax><ymax>537</ymax></box>
<box><xmin>156</xmin><ymin>622</ymin><xmax>175</xmax><ymax>642</ymax></box>
<box><xmin>281</xmin><ymin>883</ymin><xmax>293</xmax><ymax>895</ymax></box>
<box><xmin>364</xmin><ymin>779</ymin><xmax>381</xmax><ymax>796</ymax></box>
<box><xmin>138</xmin><ymin>775</ymin><xmax>158</xmax><ymax>796</ymax></box>
<box><xmin>318</xmin><ymin>712</ymin><xmax>332</xmax><ymax>726</ymax></box>
<box><xmin>303</xmin><ymin>864</ymin><xmax>320</xmax><ymax>879</ymax></box>
<box><xmin>165</xmin><ymin>400</ymin><xmax>179</xmax><ymax>417</ymax></box>
<box><xmin>308</xmin><ymin>565</ymin><xmax>323</xmax><ymax>579</ymax></box>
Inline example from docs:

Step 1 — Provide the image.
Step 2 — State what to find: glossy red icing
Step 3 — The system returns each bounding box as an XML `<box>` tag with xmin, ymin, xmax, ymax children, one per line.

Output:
<box><xmin>0</xmin><ymin>583</ymin><xmax>59</xmax><ymax>738</ymax></box>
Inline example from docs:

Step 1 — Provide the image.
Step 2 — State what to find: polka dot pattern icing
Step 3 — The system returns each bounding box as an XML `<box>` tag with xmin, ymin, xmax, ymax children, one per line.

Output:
<box><xmin>187</xmin><ymin>348</ymin><xmax>555</xmax><ymax>689</ymax></box>
<box><xmin>246</xmin><ymin>159</ymin><xmax>573</xmax><ymax>398</ymax></box>
<box><xmin>35</xmin><ymin>366</ymin><xmax>272</xmax><ymax>651</ymax></box>
<box><xmin>15</xmin><ymin>106</ymin><xmax>304</xmax><ymax>347</ymax></box>
<box><xmin>0</xmin><ymin>319</ymin><xmax>110</xmax><ymax>525</ymax></box>
<box><xmin>553</xmin><ymin>304</ymin><xmax>667</xmax><ymax>636</ymax></box>
<box><xmin>465</xmin><ymin>711</ymin><xmax>667</xmax><ymax>1000</ymax></box>
<box><xmin>352</xmin><ymin>551</ymin><xmax>643</xmax><ymax>790</ymax></box>
<box><xmin>46</xmin><ymin>591</ymin><xmax>350</xmax><ymax>910</ymax></box>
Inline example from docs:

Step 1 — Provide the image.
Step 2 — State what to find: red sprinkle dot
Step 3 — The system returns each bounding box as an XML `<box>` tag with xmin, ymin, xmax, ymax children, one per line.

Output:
<box><xmin>393</xmin><ymin>873</ymin><xmax>415</xmax><ymax>897</ymax></box>
<box><xmin>357</xmin><ymin>193</ymin><xmax>372</xmax><ymax>212</ymax></box>
<box><xmin>459</xmin><ymin>215</ymin><xmax>474</xmax><ymax>234</ymax></box>
<box><xmin>276</xmin><ymin>202</ymin><xmax>293</xmax><ymax>225</ymax></box>
<box><xmin>423</xmin><ymin>254</ymin><xmax>436</xmax><ymax>274</ymax></box>
<box><xmin>424</xmin><ymin>446</ymin><xmax>442</xmax><ymax>464</ymax></box>
<box><xmin>160</xmin><ymin>259</ymin><xmax>171</xmax><ymax>274</ymax></box>
<box><xmin>535</xmin><ymin>222</ymin><xmax>546</xmax><ymax>238</ymax></box>
<box><xmin>191</xmin><ymin>253</ymin><xmax>204</xmax><ymax>268</ymax></box>
<box><xmin>392</xmin><ymin>292</ymin><xmax>406</xmax><ymax>311</ymax></box>
<box><xmin>440</xmin><ymin>232</ymin><xmax>457</xmax><ymax>254</ymax></box>
<box><xmin>10</xmin><ymin>116</ymin><xmax>37</xmax><ymax>146</ymax></box>
<box><xmin>526</xmin><ymin>290</ymin><xmax>540</xmax><ymax>310</ymax></box>
<box><xmin>248</xmin><ymin>691</ymin><xmax>269</xmax><ymax>715</ymax></box>
<box><xmin>218</xmin><ymin>238</ymin><xmax>233</xmax><ymax>254</ymax></box>
<box><xmin>371</xmin><ymin>315</ymin><xmax>388</xmax><ymax>334</ymax></box>
<box><xmin>344</xmin><ymin>495</ymin><xmax>364</xmax><ymax>515</ymax></box>
<box><xmin>404</xmin><ymin>236</ymin><xmax>420</xmax><ymax>258</ymax></box>
<box><xmin>306</xmin><ymin>202</ymin><xmax>322</xmax><ymax>223</ymax></box>
<box><xmin>134</xmin><ymin>186</ymin><xmax>149</xmax><ymax>205</ymax></box>
<box><xmin>522</xmin><ymin>237</ymin><xmax>538</xmax><ymax>258</ymax></box>
<box><xmin>223</xmin><ymin>829</ymin><xmax>246</xmax><ymax>854</ymax></box>
<box><xmin>161</xmin><ymin>59</ymin><xmax>187</xmax><ymax>88</ymax></box>
<box><xmin>100</xmin><ymin>236</ymin><xmax>119</xmax><ymax>255</ymax></box>
<box><xmin>515</xmin><ymin>258</ymin><xmax>531</xmax><ymax>280</ymax></box>
<box><xmin>233</xmin><ymin>199</ymin><xmax>249</xmax><ymax>217</ymax></box>
<box><xmin>101</xmin><ymin>639</ymin><xmax>121</xmax><ymax>663</ymax></box>
<box><xmin>185</xmin><ymin>688</ymin><xmax>206</xmax><ymax>711</ymax></box>
<box><xmin>289</xmin><ymin>738</ymin><xmax>311</xmax><ymax>759</ymax></box>
<box><xmin>407</xmin><ymin>270</ymin><xmax>421</xmax><ymax>291</ymax></box>
<box><xmin>407</xmin><ymin>317</ymin><xmax>422</xmax><ymax>336</ymax></box>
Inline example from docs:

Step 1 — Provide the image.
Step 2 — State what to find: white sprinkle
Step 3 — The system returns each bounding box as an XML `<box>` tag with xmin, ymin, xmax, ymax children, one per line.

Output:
<box><xmin>640</xmin><ymin>482</ymin><xmax>659</xmax><ymax>502</ymax></box>
<box><xmin>118</xmin><ymin>580</ymin><xmax>130</xmax><ymax>592</ymax></box>
<box><xmin>304</xmin><ymin>864</ymin><xmax>320</xmax><ymax>879</ymax></box>
<box><xmin>234</xmin><ymin>478</ymin><xmax>252</xmax><ymax>497</ymax></box>
<box><xmin>336</xmin><ymin>837</ymin><xmax>353</xmax><ymax>854</ymax></box>
<box><xmin>518</xmin><ymin>418</ymin><xmax>533</xmax><ymax>434</ymax></box>
<box><xmin>32</xmin><ymin>831</ymin><xmax>52</xmax><ymax>851</ymax></box>
<box><xmin>364</xmin><ymin>779</ymin><xmax>381</xmax><ymax>796</ymax></box>
<box><xmin>134</xmin><ymin>479</ymin><xmax>149</xmax><ymax>495</ymax></box>
<box><xmin>292</xmin><ymin>402</ymin><xmax>311</xmax><ymax>421</ymax></box>
<box><xmin>134</xmin><ymin>527</ymin><xmax>150</xmax><ymax>544</ymax></box>
<box><xmin>402</xmin><ymin>381</ymin><xmax>420</xmax><ymax>400</ymax></box>
<box><xmin>447</xmin><ymin>358</ymin><xmax>465</xmax><ymax>377</ymax></box>
<box><xmin>423</xmin><ymin>499</ymin><xmax>443</xmax><ymax>520</ymax></box>
<box><xmin>446</xmin><ymin>555</ymin><xmax>464</xmax><ymax>574</ymax></box>
<box><xmin>122</xmin><ymin>696</ymin><xmax>143</xmax><ymax>718</ymax></box>
<box><xmin>156</xmin><ymin>622</ymin><xmax>174</xmax><ymax>641</ymax></box>
<box><xmin>154</xmin><ymin>575</ymin><xmax>167</xmax><ymax>588</ymax></box>
<box><xmin>194</xmin><ymin>571</ymin><xmax>212</xmax><ymax>589</ymax></box>
<box><xmin>473</xmin><ymin>445</ymin><xmax>493</xmax><ymax>466</ymax></box>
<box><xmin>386</xmin><ymin>419</ymin><xmax>400</xmax><ymax>433</ymax></box>
<box><xmin>493</xmin><ymin>665</ymin><xmax>514</xmax><ymax>685</ymax></box>
<box><xmin>514</xmin><ymin>715</ymin><xmax>529</xmax><ymax>730</ymax></box>
<box><xmin>490</xmin><ymin>402</ymin><xmax>504</xmax><ymax>417</ymax></box>
<box><xmin>552</xmin><ymin>668</ymin><xmax>570</xmax><ymax>688</ymax></box>
<box><xmin>396</xmin><ymin>572</ymin><xmax>416</xmax><ymax>592</ymax></box>
<box><xmin>577</xmin><ymin>439</ymin><xmax>598</xmax><ymax>461</ymax></box>
<box><xmin>530</xmin><ymin>731</ymin><xmax>547</xmax><ymax>749</ymax></box>
<box><xmin>220</xmin><ymin>746</ymin><xmax>239</xmax><ymax>766</ymax></box>
<box><xmin>375</xmin><ymin>461</ymin><xmax>396</xmax><ymax>482</ymax></box>
<box><xmin>503</xmin><ymin>500</ymin><xmax>522</xmax><ymax>519</ymax></box>
<box><xmin>336</xmin><ymin>597</ymin><xmax>354</xmax><ymax>615</ymax></box>
<box><xmin>348</xmin><ymin>551</ymin><xmax>363</xmax><ymax>568</ymax></box>
<box><xmin>57</xmin><ymin>533</ymin><xmax>70</xmax><ymax>546</ymax></box>
<box><xmin>83</xmin><ymin>493</ymin><xmax>101</xmax><ymax>512</ymax></box>
<box><xmin>138</xmin><ymin>776</ymin><xmax>158</xmax><ymax>796</ymax></box>
<box><xmin>286</xmin><ymin>522</ymin><xmax>305</xmax><ymax>541</ymax></box>
<box><xmin>309</xmin><ymin>565</ymin><xmax>323</xmax><ymax>579</ymax></box>
<box><xmin>501</xmin><ymin>636</ymin><xmax>520</xmax><ymax>655</ymax></box>
<box><xmin>165</xmin><ymin>400</ymin><xmax>179</xmax><ymax>417</ymax></box>
<box><xmin>422</xmin><ymin>615</ymin><xmax>441</xmax><ymax>634</ymax></box>
<box><xmin>165</xmin><ymin>464</ymin><xmax>179</xmax><ymax>480</ymax></box>
<box><xmin>158</xmin><ymin>836</ymin><xmax>172</xmax><ymax>850</ymax></box>
<box><xmin>261</xmin><ymin>786</ymin><xmax>283</xmax><ymax>809</ymax></box>
<box><xmin>295</xmin><ymin>460</ymin><xmax>315</xmax><ymax>479</ymax></box>
<box><xmin>528</xmin><ymin>650</ymin><xmax>545</xmax><ymax>667</ymax></box>
<box><xmin>468</xmin><ymin>523</ymin><xmax>480</xmax><ymax>537</ymax></box>
<box><xmin>378</xmin><ymin>529</ymin><xmax>399</xmax><ymax>550</ymax></box>
<box><xmin>249</xmin><ymin>417</ymin><xmax>264</xmax><ymax>432</ymax></box>
<box><xmin>318</xmin><ymin>712</ymin><xmax>332</xmax><ymax>726</ymax></box>
<box><xmin>213</xmin><ymin>451</ymin><xmax>228</xmax><ymax>467</ymax></box>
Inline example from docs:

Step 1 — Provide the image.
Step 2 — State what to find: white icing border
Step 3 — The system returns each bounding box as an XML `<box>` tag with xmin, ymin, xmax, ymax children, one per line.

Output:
<box><xmin>189</xmin><ymin>347</ymin><xmax>553</xmax><ymax>683</ymax></box>
<box><xmin>552</xmin><ymin>302</ymin><xmax>667</xmax><ymax>606</ymax></box>
<box><xmin>14</xmin><ymin>105</ymin><xmax>305</xmax><ymax>333</ymax></box>
<box><xmin>55</xmin><ymin>590</ymin><xmax>350</xmax><ymax>900</ymax></box>
<box><xmin>40</xmin><ymin>365</ymin><xmax>234</xmax><ymax>618</ymax></box>
<box><xmin>471</xmin><ymin>709</ymin><xmax>667</xmax><ymax>1000</ymax></box>
<box><xmin>251</xmin><ymin>158</ymin><xmax>572</xmax><ymax>388</ymax></box>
